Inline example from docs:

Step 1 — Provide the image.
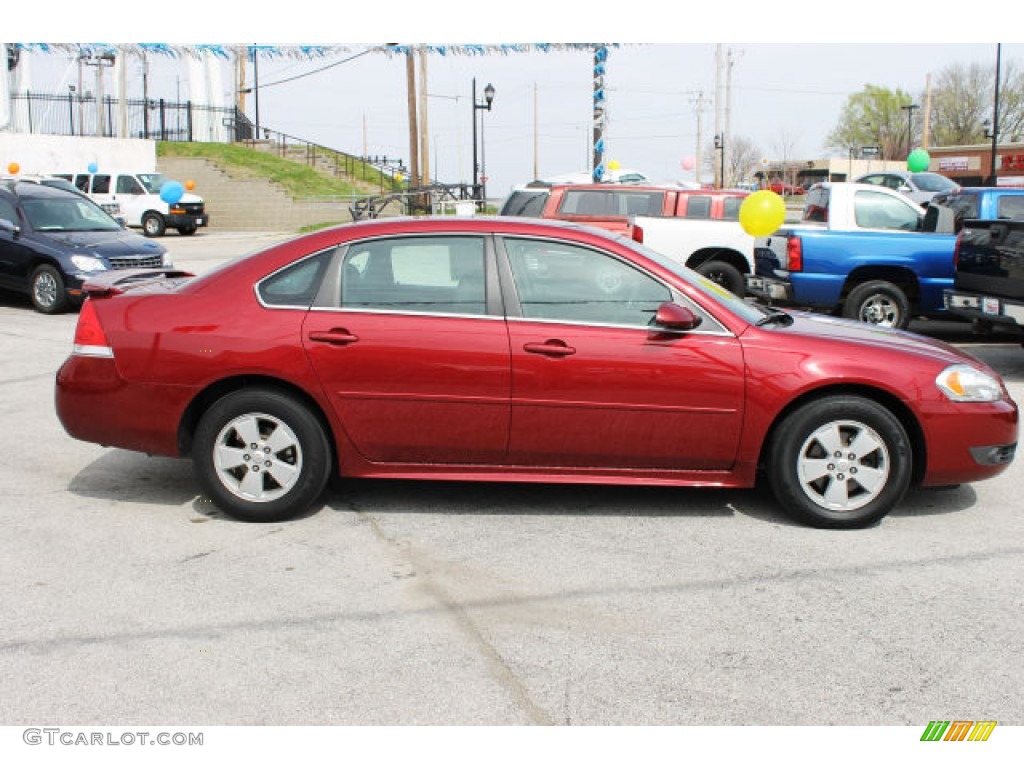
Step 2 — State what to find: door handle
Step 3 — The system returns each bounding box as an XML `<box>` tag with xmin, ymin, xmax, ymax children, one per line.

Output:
<box><xmin>523</xmin><ymin>340</ymin><xmax>576</xmax><ymax>357</ymax></box>
<box><xmin>308</xmin><ymin>329</ymin><xmax>360</xmax><ymax>345</ymax></box>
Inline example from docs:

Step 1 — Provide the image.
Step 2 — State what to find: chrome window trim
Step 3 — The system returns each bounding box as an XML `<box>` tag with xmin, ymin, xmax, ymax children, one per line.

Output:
<box><xmin>254</xmin><ymin>246</ymin><xmax>338</xmax><ymax>310</ymax></box>
<box><xmin>505</xmin><ymin>315</ymin><xmax>734</xmax><ymax>337</ymax></box>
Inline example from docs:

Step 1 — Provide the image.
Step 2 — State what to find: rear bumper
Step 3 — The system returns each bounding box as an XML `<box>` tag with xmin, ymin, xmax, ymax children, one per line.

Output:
<box><xmin>944</xmin><ymin>288</ymin><xmax>1024</xmax><ymax>328</ymax></box>
<box><xmin>55</xmin><ymin>355</ymin><xmax>195</xmax><ymax>457</ymax></box>
<box><xmin>745</xmin><ymin>275</ymin><xmax>793</xmax><ymax>302</ymax></box>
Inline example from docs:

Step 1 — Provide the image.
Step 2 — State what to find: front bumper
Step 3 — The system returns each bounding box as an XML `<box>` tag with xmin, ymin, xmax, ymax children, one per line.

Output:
<box><xmin>165</xmin><ymin>211</ymin><xmax>209</xmax><ymax>228</ymax></box>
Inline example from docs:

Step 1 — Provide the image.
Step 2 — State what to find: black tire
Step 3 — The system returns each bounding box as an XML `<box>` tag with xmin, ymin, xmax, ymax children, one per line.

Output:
<box><xmin>766</xmin><ymin>395</ymin><xmax>912</xmax><ymax>529</ymax></box>
<box><xmin>843</xmin><ymin>280</ymin><xmax>911</xmax><ymax>329</ymax></box>
<box><xmin>695</xmin><ymin>260</ymin><xmax>745</xmax><ymax>296</ymax></box>
<box><xmin>177</xmin><ymin>225</ymin><xmax>198</xmax><ymax>236</ymax></box>
<box><xmin>142</xmin><ymin>212</ymin><xmax>166</xmax><ymax>237</ymax></box>
<box><xmin>192</xmin><ymin>389</ymin><xmax>332</xmax><ymax>522</ymax></box>
<box><xmin>30</xmin><ymin>264</ymin><xmax>69</xmax><ymax>314</ymax></box>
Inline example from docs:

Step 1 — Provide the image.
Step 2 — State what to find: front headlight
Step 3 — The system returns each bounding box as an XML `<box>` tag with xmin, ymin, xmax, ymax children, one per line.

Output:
<box><xmin>70</xmin><ymin>255</ymin><xmax>107</xmax><ymax>272</ymax></box>
<box><xmin>162</xmin><ymin>253</ymin><xmax>174</xmax><ymax>268</ymax></box>
<box><xmin>935</xmin><ymin>364</ymin><xmax>1003</xmax><ymax>402</ymax></box>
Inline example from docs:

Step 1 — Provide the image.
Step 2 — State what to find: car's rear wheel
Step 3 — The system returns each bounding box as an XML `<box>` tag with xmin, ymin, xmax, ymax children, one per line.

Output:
<box><xmin>193</xmin><ymin>389</ymin><xmax>332</xmax><ymax>522</ymax></box>
<box><xmin>177</xmin><ymin>225</ymin><xmax>197</xmax><ymax>236</ymax></box>
<box><xmin>766</xmin><ymin>395</ymin><xmax>912</xmax><ymax>529</ymax></box>
<box><xmin>142</xmin><ymin>212</ymin><xmax>166</xmax><ymax>237</ymax></box>
<box><xmin>843</xmin><ymin>280</ymin><xmax>910</xmax><ymax>329</ymax></box>
<box><xmin>695</xmin><ymin>260</ymin><xmax>745</xmax><ymax>296</ymax></box>
<box><xmin>30</xmin><ymin>264</ymin><xmax>69</xmax><ymax>314</ymax></box>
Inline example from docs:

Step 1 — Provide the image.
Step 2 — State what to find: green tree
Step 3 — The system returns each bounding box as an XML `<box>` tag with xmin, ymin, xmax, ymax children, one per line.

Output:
<box><xmin>826</xmin><ymin>84</ymin><xmax>916</xmax><ymax>160</ymax></box>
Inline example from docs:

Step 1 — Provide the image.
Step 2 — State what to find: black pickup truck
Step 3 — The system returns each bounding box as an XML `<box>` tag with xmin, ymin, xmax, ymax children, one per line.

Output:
<box><xmin>943</xmin><ymin>219</ymin><xmax>1024</xmax><ymax>337</ymax></box>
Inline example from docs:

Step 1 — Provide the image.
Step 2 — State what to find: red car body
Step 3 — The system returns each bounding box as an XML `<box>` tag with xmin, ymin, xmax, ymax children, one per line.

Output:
<box><xmin>55</xmin><ymin>217</ymin><xmax>1017</xmax><ymax>528</ymax></box>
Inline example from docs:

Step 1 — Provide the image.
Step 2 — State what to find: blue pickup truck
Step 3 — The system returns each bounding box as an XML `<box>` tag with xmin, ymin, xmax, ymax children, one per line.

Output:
<box><xmin>747</xmin><ymin>182</ymin><xmax>960</xmax><ymax>329</ymax></box>
<box><xmin>748</xmin><ymin>183</ymin><xmax>1024</xmax><ymax>330</ymax></box>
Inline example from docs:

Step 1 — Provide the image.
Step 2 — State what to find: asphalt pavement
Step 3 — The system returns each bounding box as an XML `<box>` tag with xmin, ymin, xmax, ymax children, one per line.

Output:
<box><xmin>0</xmin><ymin>230</ymin><xmax>1021</xmax><ymax>727</ymax></box>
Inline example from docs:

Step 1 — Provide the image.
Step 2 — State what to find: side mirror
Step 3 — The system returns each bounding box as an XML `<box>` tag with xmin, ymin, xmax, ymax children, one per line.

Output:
<box><xmin>654</xmin><ymin>302</ymin><xmax>702</xmax><ymax>331</ymax></box>
<box><xmin>898</xmin><ymin>184</ymin><xmax>913</xmax><ymax>193</ymax></box>
<box><xmin>0</xmin><ymin>217</ymin><xmax>20</xmax><ymax>236</ymax></box>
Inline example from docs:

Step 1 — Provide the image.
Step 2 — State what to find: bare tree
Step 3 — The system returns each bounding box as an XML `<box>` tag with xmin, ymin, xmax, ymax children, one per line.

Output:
<box><xmin>702</xmin><ymin>135</ymin><xmax>762</xmax><ymax>187</ymax></box>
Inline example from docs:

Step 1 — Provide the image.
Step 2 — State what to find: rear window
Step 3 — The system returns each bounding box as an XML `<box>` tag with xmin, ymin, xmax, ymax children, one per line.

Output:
<box><xmin>560</xmin><ymin>190</ymin><xmax>663</xmax><ymax>217</ymax></box>
<box><xmin>803</xmin><ymin>187</ymin><xmax>830</xmax><ymax>222</ymax></box>
<box><xmin>722</xmin><ymin>197</ymin><xmax>744</xmax><ymax>220</ymax></box>
<box><xmin>997</xmin><ymin>195</ymin><xmax>1024</xmax><ymax>219</ymax></box>
<box><xmin>500</xmin><ymin>190</ymin><xmax>548</xmax><ymax>217</ymax></box>
<box><xmin>684</xmin><ymin>196</ymin><xmax>712</xmax><ymax>218</ymax></box>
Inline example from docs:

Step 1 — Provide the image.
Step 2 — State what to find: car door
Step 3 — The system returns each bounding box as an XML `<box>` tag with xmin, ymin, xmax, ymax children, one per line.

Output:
<box><xmin>0</xmin><ymin>194</ymin><xmax>36</xmax><ymax>291</ymax></box>
<box><xmin>302</xmin><ymin>234</ymin><xmax>512</xmax><ymax>465</ymax></box>
<box><xmin>499</xmin><ymin>236</ymin><xmax>745</xmax><ymax>470</ymax></box>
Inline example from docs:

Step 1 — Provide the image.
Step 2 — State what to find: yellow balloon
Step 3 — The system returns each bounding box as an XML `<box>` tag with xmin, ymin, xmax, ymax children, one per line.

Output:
<box><xmin>739</xmin><ymin>190</ymin><xmax>786</xmax><ymax>237</ymax></box>
<box><xmin>395</xmin><ymin>173</ymin><xmax>404</xmax><ymax>183</ymax></box>
<box><xmin>608</xmin><ymin>159</ymin><xmax>621</xmax><ymax>170</ymax></box>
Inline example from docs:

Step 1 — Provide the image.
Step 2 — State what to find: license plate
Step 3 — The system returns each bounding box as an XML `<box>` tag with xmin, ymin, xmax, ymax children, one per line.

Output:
<box><xmin>196</xmin><ymin>218</ymin><xmax>205</xmax><ymax>226</ymax></box>
<box><xmin>747</xmin><ymin>277</ymin><xmax>766</xmax><ymax>292</ymax></box>
<box><xmin>982</xmin><ymin>297</ymin><xmax>1001</xmax><ymax>315</ymax></box>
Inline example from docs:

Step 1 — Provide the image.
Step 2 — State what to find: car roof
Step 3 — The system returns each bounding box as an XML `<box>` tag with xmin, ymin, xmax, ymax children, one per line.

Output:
<box><xmin>0</xmin><ymin>179</ymin><xmax>85</xmax><ymax>200</ymax></box>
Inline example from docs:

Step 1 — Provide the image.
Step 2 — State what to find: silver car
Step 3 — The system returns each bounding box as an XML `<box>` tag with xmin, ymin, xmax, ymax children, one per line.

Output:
<box><xmin>854</xmin><ymin>171</ymin><xmax>959</xmax><ymax>205</ymax></box>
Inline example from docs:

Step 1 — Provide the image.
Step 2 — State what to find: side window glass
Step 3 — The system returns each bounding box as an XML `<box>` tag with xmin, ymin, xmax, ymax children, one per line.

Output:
<box><xmin>685</xmin><ymin>196</ymin><xmax>712</xmax><ymax>218</ymax></box>
<box><xmin>504</xmin><ymin>238</ymin><xmax>670</xmax><ymax>327</ymax></box>
<box><xmin>117</xmin><ymin>176</ymin><xmax>144</xmax><ymax>194</ymax></box>
<box><xmin>91</xmin><ymin>175</ymin><xmax>111</xmax><ymax>194</ymax></box>
<box><xmin>0</xmin><ymin>198</ymin><xmax>18</xmax><ymax>225</ymax></box>
<box><xmin>722</xmin><ymin>197</ymin><xmax>743</xmax><ymax>220</ymax></box>
<box><xmin>258</xmin><ymin>249</ymin><xmax>333</xmax><ymax>307</ymax></box>
<box><xmin>74</xmin><ymin>175</ymin><xmax>90</xmax><ymax>192</ymax></box>
<box><xmin>340</xmin><ymin>236</ymin><xmax>487</xmax><ymax>316</ymax></box>
<box><xmin>560</xmin><ymin>190</ymin><xmax>612</xmax><ymax>216</ymax></box>
<box><xmin>854</xmin><ymin>190</ymin><xmax>920</xmax><ymax>230</ymax></box>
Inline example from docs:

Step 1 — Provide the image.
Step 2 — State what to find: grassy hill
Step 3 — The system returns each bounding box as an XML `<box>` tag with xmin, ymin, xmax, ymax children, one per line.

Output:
<box><xmin>157</xmin><ymin>141</ymin><xmax>397</xmax><ymax>199</ymax></box>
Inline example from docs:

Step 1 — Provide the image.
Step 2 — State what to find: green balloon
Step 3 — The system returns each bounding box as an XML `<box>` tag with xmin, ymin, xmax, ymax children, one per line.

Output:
<box><xmin>907</xmin><ymin>149</ymin><xmax>930</xmax><ymax>173</ymax></box>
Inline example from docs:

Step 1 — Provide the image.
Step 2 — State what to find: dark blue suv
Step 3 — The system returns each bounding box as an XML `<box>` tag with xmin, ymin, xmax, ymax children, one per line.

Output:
<box><xmin>0</xmin><ymin>179</ymin><xmax>170</xmax><ymax>313</ymax></box>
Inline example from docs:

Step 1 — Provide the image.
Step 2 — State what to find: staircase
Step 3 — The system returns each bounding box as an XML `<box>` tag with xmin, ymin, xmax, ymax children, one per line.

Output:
<box><xmin>156</xmin><ymin>156</ymin><xmax>359</xmax><ymax>232</ymax></box>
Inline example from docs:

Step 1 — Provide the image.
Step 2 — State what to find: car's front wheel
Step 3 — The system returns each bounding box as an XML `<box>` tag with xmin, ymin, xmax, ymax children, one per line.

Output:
<box><xmin>142</xmin><ymin>212</ymin><xmax>166</xmax><ymax>237</ymax></box>
<box><xmin>30</xmin><ymin>264</ymin><xmax>69</xmax><ymax>314</ymax></box>
<box><xmin>193</xmin><ymin>389</ymin><xmax>332</xmax><ymax>522</ymax></box>
<box><xmin>766</xmin><ymin>395</ymin><xmax>912</xmax><ymax>528</ymax></box>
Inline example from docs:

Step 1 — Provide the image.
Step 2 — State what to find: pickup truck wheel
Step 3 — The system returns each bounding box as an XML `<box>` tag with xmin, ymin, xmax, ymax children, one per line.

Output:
<box><xmin>30</xmin><ymin>264</ymin><xmax>69</xmax><ymax>314</ymax></box>
<box><xmin>843</xmin><ymin>280</ymin><xmax>910</xmax><ymax>330</ymax></box>
<box><xmin>696</xmin><ymin>260</ymin><xmax>745</xmax><ymax>296</ymax></box>
<box><xmin>767</xmin><ymin>395</ymin><xmax>912</xmax><ymax>529</ymax></box>
<box><xmin>192</xmin><ymin>389</ymin><xmax>332</xmax><ymax>523</ymax></box>
<box><xmin>177</xmin><ymin>225</ymin><xmax>198</xmax><ymax>236</ymax></box>
<box><xmin>142</xmin><ymin>212</ymin><xmax>166</xmax><ymax>237</ymax></box>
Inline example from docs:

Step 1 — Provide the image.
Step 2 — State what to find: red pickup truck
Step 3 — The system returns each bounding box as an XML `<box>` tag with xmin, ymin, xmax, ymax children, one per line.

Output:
<box><xmin>499</xmin><ymin>183</ymin><xmax>749</xmax><ymax>235</ymax></box>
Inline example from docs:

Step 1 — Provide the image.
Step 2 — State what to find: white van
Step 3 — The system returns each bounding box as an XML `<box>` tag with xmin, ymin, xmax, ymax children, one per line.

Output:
<box><xmin>53</xmin><ymin>171</ymin><xmax>209</xmax><ymax>237</ymax></box>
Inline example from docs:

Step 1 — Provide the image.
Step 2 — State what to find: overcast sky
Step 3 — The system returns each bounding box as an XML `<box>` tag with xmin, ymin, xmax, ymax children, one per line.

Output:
<box><xmin>9</xmin><ymin>3</ymin><xmax>1018</xmax><ymax>198</ymax></box>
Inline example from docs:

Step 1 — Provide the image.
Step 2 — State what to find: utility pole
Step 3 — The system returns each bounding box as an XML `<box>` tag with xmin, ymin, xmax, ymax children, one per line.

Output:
<box><xmin>922</xmin><ymin>73</ymin><xmax>932</xmax><ymax>149</ymax></box>
<box><xmin>406</xmin><ymin>50</ymin><xmax>419</xmax><ymax>190</ymax></box>
<box><xmin>725</xmin><ymin>48</ymin><xmax>736</xmax><ymax>188</ymax></box>
<box><xmin>418</xmin><ymin>47</ymin><xmax>430</xmax><ymax>185</ymax></box>
<box><xmin>990</xmin><ymin>43</ymin><xmax>1002</xmax><ymax>187</ymax></box>
<box><xmin>533</xmin><ymin>82</ymin><xmax>539</xmax><ymax>181</ymax></box>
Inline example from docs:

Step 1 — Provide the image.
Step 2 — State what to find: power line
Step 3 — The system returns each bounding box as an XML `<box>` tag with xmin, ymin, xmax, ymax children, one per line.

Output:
<box><xmin>249</xmin><ymin>47</ymin><xmax>378</xmax><ymax>90</ymax></box>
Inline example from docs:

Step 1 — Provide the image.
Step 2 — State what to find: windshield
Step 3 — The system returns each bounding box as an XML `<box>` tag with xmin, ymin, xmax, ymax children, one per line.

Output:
<box><xmin>23</xmin><ymin>196</ymin><xmax>121</xmax><ymax>232</ymax></box>
<box><xmin>910</xmin><ymin>173</ymin><xmax>959</xmax><ymax>192</ymax></box>
<box><xmin>500</xmin><ymin>190</ymin><xmax>548</xmax><ymax>217</ymax></box>
<box><xmin>137</xmin><ymin>173</ymin><xmax>169</xmax><ymax>194</ymax></box>
<box><xmin>615</xmin><ymin>233</ymin><xmax>767</xmax><ymax>325</ymax></box>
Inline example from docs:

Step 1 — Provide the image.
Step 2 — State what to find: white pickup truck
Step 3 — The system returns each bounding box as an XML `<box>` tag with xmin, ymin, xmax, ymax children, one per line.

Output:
<box><xmin>626</xmin><ymin>215</ymin><xmax>755</xmax><ymax>295</ymax></box>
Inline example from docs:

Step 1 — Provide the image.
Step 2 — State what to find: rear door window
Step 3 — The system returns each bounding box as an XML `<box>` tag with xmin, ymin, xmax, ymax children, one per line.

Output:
<box><xmin>997</xmin><ymin>195</ymin><xmax>1024</xmax><ymax>219</ymax></box>
<box><xmin>684</xmin><ymin>196</ymin><xmax>712</xmax><ymax>219</ymax></box>
<box><xmin>91</xmin><ymin>175</ymin><xmax>111</xmax><ymax>194</ymax></box>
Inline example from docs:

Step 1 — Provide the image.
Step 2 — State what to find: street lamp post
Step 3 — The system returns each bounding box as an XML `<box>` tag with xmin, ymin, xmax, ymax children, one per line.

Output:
<box><xmin>471</xmin><ymin>79</ymin><xmax>495</xmax><ymax>209</ymax></box>
<box><xmin>901</xmin><ymin>103</ymin><xmax>919</xmax><ymax>157</ymax></box>
<box><xmin>714</xmin><ymin>133</ymin><xmax>724</xmax><ymax>189</ymax></box>
<box><xmin>989</xmin><ymin>43</ymin><xmax>1002</xmax><ymax>187</ymax></box>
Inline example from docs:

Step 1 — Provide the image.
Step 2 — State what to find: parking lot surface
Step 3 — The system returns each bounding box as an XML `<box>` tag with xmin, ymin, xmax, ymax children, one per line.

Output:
<box><xmin>1</xmin><ymin>230</ymin><xmax>1022</xmax><ymax>725</ymax></box>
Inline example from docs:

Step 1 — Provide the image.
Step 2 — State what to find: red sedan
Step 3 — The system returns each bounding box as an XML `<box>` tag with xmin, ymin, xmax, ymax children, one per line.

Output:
<box><xmin>55</xmin><ymin>217</ymin><xmax>1018</xmax><ymax>528</ymax></box>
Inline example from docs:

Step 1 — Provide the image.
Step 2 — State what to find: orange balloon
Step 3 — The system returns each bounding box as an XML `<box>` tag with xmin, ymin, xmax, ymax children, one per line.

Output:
<box><xmin>7</xmin><ymin>162</ymin><xmax>19</xmax><ymax>175</ymax></box>
<box><xmin>185</xmin><ymin>180</ymin><xmax>195</xmax><ymax>191</ymax></box>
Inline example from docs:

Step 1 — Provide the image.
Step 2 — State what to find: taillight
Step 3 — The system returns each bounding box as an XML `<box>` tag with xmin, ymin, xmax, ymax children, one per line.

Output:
<box><xmin>953</xmin><ymin>230</ymin><xmax>962</xmax><ymax>267</ymax></box>
<box><xmin>631</xmin><ymin>224</ymin><xmax>644</xmax><ymax>243</ymax></box>
<box><xmin>787</xmin><ymin>235</ymin><xmax>803</xmax><ymax>272</ymax></box>
<box><xmin>72</xmin><ymin>299</ymin><xmax>114</xmax><ymax>358</ymax></box>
